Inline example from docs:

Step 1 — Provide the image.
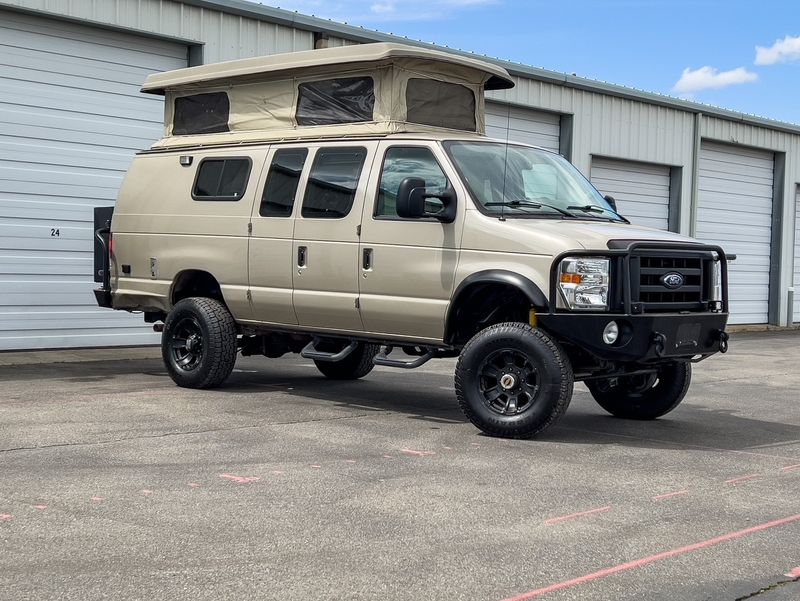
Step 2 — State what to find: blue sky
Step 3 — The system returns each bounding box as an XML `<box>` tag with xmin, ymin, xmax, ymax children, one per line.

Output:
<box><xmin>263</xmin><ymin>0</ymin><xmax>800</xmax><ymax>124</ymax></box>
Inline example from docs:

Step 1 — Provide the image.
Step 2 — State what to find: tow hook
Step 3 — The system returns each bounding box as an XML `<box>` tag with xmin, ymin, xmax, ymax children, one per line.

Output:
<box><xmin>717</xmin><ymin>330</ymin><xmax>729</xmax><ymax>353</ymax></box>
<box><xmin>652</xmin><ymin>332</ymin><xmax>667</xmax><ymax>358</ymax></box>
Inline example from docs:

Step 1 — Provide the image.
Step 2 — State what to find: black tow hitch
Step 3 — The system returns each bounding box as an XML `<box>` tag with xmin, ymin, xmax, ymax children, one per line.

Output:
<box><xmin>717</xmin><ymin>330</ymin><xmax>730</xmax><ymax>353</ymax></box>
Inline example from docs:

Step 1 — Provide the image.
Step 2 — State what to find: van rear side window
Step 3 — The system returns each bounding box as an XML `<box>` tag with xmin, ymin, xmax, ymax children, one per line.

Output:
<box><xmin>260</xmin><ymin>149</ymin><xmax>308</xmax><ymax>217</ymax></box>
<box><xmin>406</xmin><ymin>79</ymin><xmax>476</xmax><ymax>131</ymax></box>
<box><xmin>296</xmin><ymin>77</ymin><xmax>375</xmax><ymax>126</ymax></box>
<box><xmin>193</xmin><ymin>158</ymin><xmax>252</xmax><ymax>201</ymax></box>
<box><xmin>302</xmin><ymin>147</ymin><xmax>367</xmax><ymax>219</ymax></box>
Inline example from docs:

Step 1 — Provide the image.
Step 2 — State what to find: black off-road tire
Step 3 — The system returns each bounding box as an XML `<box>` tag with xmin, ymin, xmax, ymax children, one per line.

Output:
<box><xmin>586</xmin><ymin>361</ymin><xmax>691</xmax><ymax>420</ymax></box>
<box><xmin>314</xmin><ymin>342</ymin><xmax>380</xmax><ymax>380</ymax></box>
<box><xmin>455</xmin><ymin>323</ymin><xmax>574</xmax><ymax>439</ymax></box>
<box><xmin>162</xmin><ymin>297</ymin><xmax>237</xmax><ymax>389</ymax></box>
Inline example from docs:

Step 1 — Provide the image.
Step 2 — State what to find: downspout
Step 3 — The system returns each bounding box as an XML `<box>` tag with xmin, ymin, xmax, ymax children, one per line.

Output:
<box><xmin>689</xmin><ymin>111</ymin><xmax>702</xmax><ymax>237</ymax></box>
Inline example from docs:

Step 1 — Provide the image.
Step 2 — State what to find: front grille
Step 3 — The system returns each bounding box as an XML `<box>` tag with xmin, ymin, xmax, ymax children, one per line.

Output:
<box><xmin>631</xmin><ymin>254</ymin><xmax>708</xmax><ymax>313</ymax></box>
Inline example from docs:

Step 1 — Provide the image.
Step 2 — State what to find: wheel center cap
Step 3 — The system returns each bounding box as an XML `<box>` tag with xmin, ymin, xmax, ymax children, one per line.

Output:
<box><xmin>186</xmin><ymin>335</ymin><xmax>199</xmax><ymax>352</ymax></box>
<box><xmin>500</xmin><ymin>373</ymin><xmax>517</xmax><ymax>390</ymax></box>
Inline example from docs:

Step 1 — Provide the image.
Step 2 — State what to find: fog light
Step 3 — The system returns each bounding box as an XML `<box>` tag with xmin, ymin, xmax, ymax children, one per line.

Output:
<box><xmin>602</xmin><ymin>321</ymin><xmax>619</xmax><ymax>345</ymax></box>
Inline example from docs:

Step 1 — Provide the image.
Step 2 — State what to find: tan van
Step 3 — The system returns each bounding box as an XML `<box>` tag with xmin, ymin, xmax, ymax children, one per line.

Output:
<box><xmin>93</xmin><ymin>43</ymin><xmax>731</xmax><ymax>438</ymax></box>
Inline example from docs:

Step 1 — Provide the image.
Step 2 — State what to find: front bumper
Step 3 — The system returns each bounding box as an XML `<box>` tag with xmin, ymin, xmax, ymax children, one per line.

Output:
<box><xmin>536</xmin><ymin>312</ymin><xmax>728</xmax><ymax>362</ymax></box>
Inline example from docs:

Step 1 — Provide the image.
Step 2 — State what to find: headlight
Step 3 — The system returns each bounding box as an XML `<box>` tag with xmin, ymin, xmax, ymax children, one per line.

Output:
<box><xmin>558</xmin><ymin>257</ymin><xmax>610</xmax><ymax>310</ymax></box>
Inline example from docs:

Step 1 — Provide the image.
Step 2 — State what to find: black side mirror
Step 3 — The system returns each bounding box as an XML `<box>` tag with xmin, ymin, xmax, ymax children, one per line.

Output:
<box><xmin>396</xmin><ymin>177</ymin><xmax>457</xmax><ymax>223</ymax></box>
<box><xmin>603</xmin><ymin>194</ymin><xmax>617</xmax><ymax>212</ymax></box>
<box><xmin>396</xmin><ymin>177</ymin><xmax>426</xmax><ymax>219</ymax></box>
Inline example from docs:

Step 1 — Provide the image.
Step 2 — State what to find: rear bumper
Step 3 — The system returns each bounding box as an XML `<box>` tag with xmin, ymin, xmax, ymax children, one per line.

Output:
<box><xmin>536</xmin><ymin>312</ymin><xmax>728</xmax><ymax>363</ymax></box>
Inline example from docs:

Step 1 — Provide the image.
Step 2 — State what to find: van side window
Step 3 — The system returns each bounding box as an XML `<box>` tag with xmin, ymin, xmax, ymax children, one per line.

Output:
<box><xmin>301</xmin><ymin>147</ymin><xmax>367</xmax><ymax>219</ymax></box>
<box><xmin>173</xmin><ymin>92</ymin><xmax>230</xmax><ymax>135</ymax></box>
<box><xmin>296</xmin><ymin>77</ymin><xmax>375</xmax><ymax>126</ymax></box>
<box><xmin>192</xmin><ymin>158</ymin><xmax>251</xmax><ymax>201</ymax></box>
<box><xmin>259</xmin><ymin>149</ymin><xmax>308</xmax><ymax>217</ymax></box>
<box><xmin>375</xmin><ymin>147</ymin><xmax>448</xmax><ymax>219</ymax></box>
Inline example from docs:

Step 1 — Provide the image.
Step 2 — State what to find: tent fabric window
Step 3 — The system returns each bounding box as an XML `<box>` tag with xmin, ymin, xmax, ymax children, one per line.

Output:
<box><xmin>406</xmin><ymin>79</ymin><xmax>476</xmax><ymax>131</ymax></box>
<box><xmin>173</xmin><ymin>92</ymin><xmax>230</xmax><ymax>135</ymax></box>
<box><xmin>296</xmin><ymin>77</ymin><xmax>375</xmax><ymax>126</ymax></box>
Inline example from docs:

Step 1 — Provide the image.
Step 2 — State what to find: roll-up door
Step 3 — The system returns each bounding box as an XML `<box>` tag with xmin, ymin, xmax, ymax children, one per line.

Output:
<box><xmin>590</xmin><ymin>157</ymin><xmax>671</xmax><ymax>230</ymax></box>
<box><xmin>794</xmin><ymin>186</ymin><xmax>800</xmax><ymax>322</ymax></box>
<box><xmin>0</xmin><ymin>10</ymin><xmax>187</xmax><ymax>349</ymax></box>
<box><xmin>696</xmin><ymin>141</ymin><xmax>774</xmax><ymax>325</ymax></box>
<box><xmin>485</xmin><ymin>102</ymin><xmax>561</xmax><ymax>153</ymax></box>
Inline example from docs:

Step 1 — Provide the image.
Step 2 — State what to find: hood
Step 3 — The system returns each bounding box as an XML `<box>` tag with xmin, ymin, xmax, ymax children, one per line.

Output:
<box><xmin>465</xmin><ymin>214</ymin><xmax>701</xmax><ymax>257</ymax></box>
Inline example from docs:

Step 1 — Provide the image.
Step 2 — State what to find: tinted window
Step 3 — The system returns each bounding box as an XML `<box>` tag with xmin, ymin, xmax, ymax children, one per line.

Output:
<box><xmin>376</xmin><ymin>147</ymin><xmax>448</xmax><ymax>218</ymax></box>
<box><xmin>406</xmin><ymin>79</ymin><xmax>476</xmax><ymax>131</ymax></box>
<box><xmin>302</xmin><ymin>148</ymin><xmax>367</xmax><ymax>219</ymax></box>
<box><xmin>174</xmin><ymin>92</ymin><xmax>230</xmax><ymax>135</ymax></box>
<box><xmin>260</xmin><ymin>149</ymin><xmax>308</xmax><ymax>217</ymax></box>
<box><xmin>193</xmin><ymin>158</ymin><xmax>251</xmax><ymax>201</ymax></box>
<box><xmin>297</xmin><ymin>77</ymin><xmax>375</xmax><ymax>126</ymax></box>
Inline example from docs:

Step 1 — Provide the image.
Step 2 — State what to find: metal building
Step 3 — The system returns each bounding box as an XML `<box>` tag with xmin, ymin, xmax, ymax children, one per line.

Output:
<box><xmin>1</xmin><ymin>0</ymin><xmax>798</xmax><ymax>350</ymax></box>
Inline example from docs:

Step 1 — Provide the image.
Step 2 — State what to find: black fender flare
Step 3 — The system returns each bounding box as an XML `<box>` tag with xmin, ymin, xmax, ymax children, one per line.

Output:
<box><xmin>444</xmin><ymin>270</ymin><xmax>549</xmax><ymax>343</ymax></box>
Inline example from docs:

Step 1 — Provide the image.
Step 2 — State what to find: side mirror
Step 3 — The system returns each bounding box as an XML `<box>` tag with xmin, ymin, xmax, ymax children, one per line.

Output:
<box><xmin>396</xmin><ymin>177</ymin><xmax>427</xmax><ymax>219</ymax></box>
<box><xmin>603</xmin><ymin>194</ymin><xmax>618</xmax><ymax>212</ymax></box>
<box><xmin>396</xmin><ymin>177</ymin><xmax>457</xmax><ymax>223</ymax></box>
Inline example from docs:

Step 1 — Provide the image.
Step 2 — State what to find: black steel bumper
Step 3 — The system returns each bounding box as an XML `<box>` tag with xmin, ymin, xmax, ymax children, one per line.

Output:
<box><xmin>536</xmin><ymin>312</ymin><xmax>729</xmax><ymax>363</ymax></box>
<box><xmin>94</xmin><ymin>288</ymin><xmax>112</xmax><ymax>309</ymax></box>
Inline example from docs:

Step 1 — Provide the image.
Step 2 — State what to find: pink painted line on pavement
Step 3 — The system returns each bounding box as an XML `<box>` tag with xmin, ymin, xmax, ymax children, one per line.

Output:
<box><xmin>785</xmin><ymin>566</ymin><xmax>800</xmax><ymax>579</ymax></box>
<box><xmin>400</xmin><ymin>449</ymin><xmax>436</xmax><ymax>457</ymax></box>
<box><xmin>652</xmin><ymin>490</ymin><xmax>689</xmax><ymax>501</ymax></box>
<box><xmin>545</xmin><ymin>506</ymin><xmax>611</xmax><ymax>526</ymax></box>
<box><xmin>501</xmin><ymin>513</ymin><xmax>800</xmax><ymax>601</ymax></box>
<box><xmin>188</xmin><ymin>482</ymin><xmax>201</xmax><ymax>488</ymax></box>
<box><xmin>0</xmin><ymin>513</ymin><xmax>12</xmax><ymax>521</ymax></box>
<box><xmin>310</xmin><ymin>464</ymin><xmax>321</xmax><ymax>469</ymax></box>
<box><xmin>272</xmin><ymin>470</ymin><xmax>285</xmax><ymax>475</ymax></box>
<box><xmin>781</xmin><ymin>464</ymin><xmax>800</xmax><ymax>473</ymax></box>
<box><xmin>219</xmin><ymin>474</ymin><xmax>260</xmax><ymax>484</ymax></box>
<box><xmin>32</xmin><ymin>505</ymin><xmax>47</xmax><ymax>511</ymax></box>
<box><xmin>725</xmin><ymin>474</ymin><xmax>761</xmax><ymax>485</ymax></box>
<box><xmin>141</xmin><ymin>489</ymin><xmax>154</xmax><ymax>496</ymax></box>
<box><xmin>91</xmin><ymin>496</ymin><xmax>104</xmax><ymax>503</ymax></box>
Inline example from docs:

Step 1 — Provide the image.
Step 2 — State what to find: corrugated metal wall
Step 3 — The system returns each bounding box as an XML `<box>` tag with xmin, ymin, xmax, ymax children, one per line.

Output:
<box><xmin>0</xmin><ymin>0</ymin><xmax>314</xmax><ymax>61</ymax></box>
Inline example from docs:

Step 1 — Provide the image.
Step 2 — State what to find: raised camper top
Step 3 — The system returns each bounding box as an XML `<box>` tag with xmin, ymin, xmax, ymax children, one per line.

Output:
<box><xmin>142</xmin><ymin>42</ymin><xmax>515</xmax><ymax>149</ymax></box>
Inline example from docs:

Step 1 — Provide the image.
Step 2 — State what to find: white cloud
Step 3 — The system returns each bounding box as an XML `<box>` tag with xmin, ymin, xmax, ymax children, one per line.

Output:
<box><xmin>672</xmin><ymin>66</ymin><xmax>758</xmax><ymax>94</ymax></box>
<box><xmin>755</xmin><ymin>35</ymin><xmax>800</xmax><ymax>65</ymax></box>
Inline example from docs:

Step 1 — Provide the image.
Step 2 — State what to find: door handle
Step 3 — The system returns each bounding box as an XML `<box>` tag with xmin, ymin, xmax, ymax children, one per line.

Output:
<box><xmin>362</xmin><ymin>248</ymin><xmax>373</xmax><ymax>271</ymax></box>
<box><xmin>297</xmin><ymin>245</ymin><xmax>307</xmax><ymax>267</ymax></box>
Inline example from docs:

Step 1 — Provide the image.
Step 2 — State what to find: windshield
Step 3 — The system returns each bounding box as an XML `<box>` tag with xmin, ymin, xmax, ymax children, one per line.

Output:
<box><xmin>443</xmin><ymin>141</ymin><xmax>624</xmax><ymax>221</ymax></box>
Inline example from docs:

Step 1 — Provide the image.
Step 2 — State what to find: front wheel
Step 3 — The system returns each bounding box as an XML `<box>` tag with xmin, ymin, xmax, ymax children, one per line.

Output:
<box><xmin>162</xmin><ymin>297</ymin><xmax>237</xmax><ymax>389</ymax></box>
<box><xmin>455</xmin><ymin>323</ymin><xmax>574</xmax><ymax>439</ymax></box>
<box><xmin>586</xmin><ymin>362</ymin><xmax>691</xmax><ymax>420</ymax></box>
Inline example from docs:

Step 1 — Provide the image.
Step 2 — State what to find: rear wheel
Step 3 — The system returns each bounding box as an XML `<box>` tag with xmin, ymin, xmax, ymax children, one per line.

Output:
<box><xmin>314</xmin><ymin>342</ymin><xmax>380</xmax><ymax>380</ymax></box>
<box><xmin>455</xmin><ymin>323</ymin><xmax>573</xmax><ymax>438</ymax></box>
<box><xmin>586</xmin><ymin>362</ymin><xmax>691</xmax><ymax>420</ymax></box>
<box><xmin>162</xmin><ymin>297</ymin><xmax>237</xmax><ymax>389</ymax></box>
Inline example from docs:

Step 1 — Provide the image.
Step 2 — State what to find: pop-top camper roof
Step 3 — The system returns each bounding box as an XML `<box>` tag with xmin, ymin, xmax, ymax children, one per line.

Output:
<box><xmin>142</xmin><ymin>43</ymin><xmax>515</xmax><ymax>148</ymax></box>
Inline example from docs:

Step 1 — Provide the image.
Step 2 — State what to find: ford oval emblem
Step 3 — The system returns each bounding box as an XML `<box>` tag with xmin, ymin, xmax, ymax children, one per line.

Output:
<box><xmin>660</xmin><ymin>272</ymin><xmax>685</xmax><ymax>289</ymax></box>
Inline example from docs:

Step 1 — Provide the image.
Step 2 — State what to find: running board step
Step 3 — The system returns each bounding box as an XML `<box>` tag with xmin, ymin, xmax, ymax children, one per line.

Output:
<box><xmin>373</xmin><ymin>346</ymin><xmax>435</xmax><ymax>369</ymax></box>
<box><xmin>300</xmin><ymin>339</ymin><xmax>358</xmax><ymax>362</ymax></box>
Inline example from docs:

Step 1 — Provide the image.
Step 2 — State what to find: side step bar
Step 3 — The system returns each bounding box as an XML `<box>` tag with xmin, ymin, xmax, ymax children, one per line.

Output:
<box><xmin>300</xmin><ymin>339</ymin><xmax>359</xmax><ymax>362</ymax></box>
<box><xmin>373</xmin><ymin>346</ymin><xmax>435</xmax><ymax>369</ymax></box>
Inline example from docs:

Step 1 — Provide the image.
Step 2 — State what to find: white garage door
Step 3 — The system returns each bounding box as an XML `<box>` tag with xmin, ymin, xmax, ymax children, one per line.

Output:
<box><xmin>590</xmin><ymin>157</ymin><xmax>671</xmax><ymax>230</ymax></box>
<box><xmin>485</xmin><ymin>102</ymin><xmax>561</xmax><ymax>153</ymax></box>
<box><xmin>696</xmin><ymin>141</ymin><xmax>774</xmax><ymax>325</ymax></box>
<box><xmin>794</xmin><ymin>186</ymin><xmax>800</xmax><ymax>322</ymax></box>
<box><xmin>0</xmin><ymin>10</ymin><xmax>187</xmax><ymax>349</ymax></box>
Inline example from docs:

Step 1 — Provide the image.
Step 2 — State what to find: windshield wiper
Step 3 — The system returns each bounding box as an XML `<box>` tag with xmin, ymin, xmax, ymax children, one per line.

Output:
<box><xmin>485</xmin><ymin>199</ymin><xmax>577</xmax><ymax>218</ymax></box>
<box><xmin>566</xmin><ymin>204</ymin><xmax>630</xmax><ymax>223</ymax></box>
